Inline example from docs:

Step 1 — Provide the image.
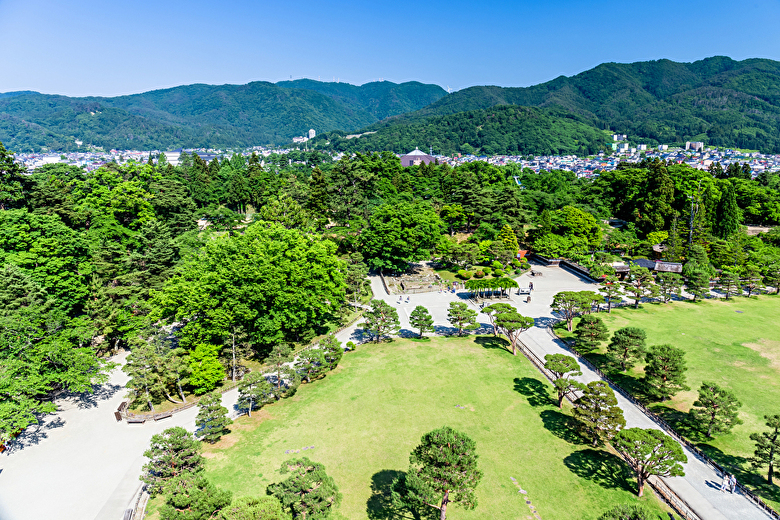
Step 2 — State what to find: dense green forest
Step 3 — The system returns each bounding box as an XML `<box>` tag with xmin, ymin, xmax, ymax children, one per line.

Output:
<box><xmin>0</xmin><ymin>80</ymin><xmax>446</xmax><ymax>152</ymax></box>
<box><xmin>2</xmin><ymin>139</ymin><xmax>780</xmax><ymax>444</ymax></box>
<box><xmin>5</xmin><ymin>57</ymin><xmax>780</xmax><ymax>153</ymax></box>
<box><xmin>355</xmin><ymin>56</ymin><xmax>780</xmax><ymax>153</ymax></box>
<box><xmin>309</xmin><ymin>105</ymin><xmax>609</xmax><ymax>155</ymax></box>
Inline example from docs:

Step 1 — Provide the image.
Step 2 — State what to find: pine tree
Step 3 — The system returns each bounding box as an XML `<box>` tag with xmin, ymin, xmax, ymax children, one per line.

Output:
<box><xmin>409</xmin><ymin>305</ymin><xmax>435</xmax><ymax>338</ymax></box>
<box><xmin>236</xmin><ymin>372</ymin><xmax>274</xmax><ymax>417</ymax></box>
<box><xmin>742</xmin><ymin>264</ymin><xmax>765</xmax><ymax>297</ymax></box>
<box><xmin>268</xmin><ymin>458</ymin><xmax>341</xmax><ymax>520</ymax></box>
<box><xmin>494</xmin><ymin>311</ymin><xmax>534</xmax><ymax>356</ymax></box>
<box><xmin>600</xmin><ymin>276</ymin><xmax>623</xmax><ymax>312</ymax></box>
<box><xmin>141</xmin><ymin>427</ymin><xmax>205</xmax><ymax>495</ymax></box>
<box><xmin>606</xmin><ymin>327</ymin><xmax>647</xmax><ymax>372</ymax></box>
<box><xmin>391</xmin><ymin>426</ymin><xmax>482</xmax><ymax>520</ymax></box>
<box><xmin>686</xmin><ymin>268</ymin><xmax>711</xmax><ymax>302</ymax></box>
<box><xmin>622</xmin><ymin>266</ymin><xmax>658</xmax><ymax>308</ymax></box>
<box><xmin>574</xmin><ymin>381</ymin><xmax>626</xmax><ymax>446</ymax></box>
<box><xmin>320</xmin><ymin>334</ymin><xmax>343</xmax><ymax>370</ymax></box>
<box><xmin>751</xmin><ymin>415</ymin><xmax>780</xmax><ymax>484</ymax></box>
<box><xmin>297</xmin><ymin>348</ymin><xmax>327</xmax><ymax>382</ymax></box>
<box><xmin>689</xmin><ymin>382</ymin><xmax>743</xmax><ymax>438</ymax></box>
<box><xmin>448</xmin><ymin>302</ymin><xmax>479</xmax><ymax>337</ymax></box>
<box><xmin>195</xmin><ymin>391</ymin><xmax>232</xmax><ymax>443</ymax></box>
<box><xmin>614</xmin><ymin>428</ymin><xmax>686</xmax><ymax>497</ymax></box>
<box><xmin>159</xmin><ymin>474</ymin><xmax>232</xmax><ymax>520</ymax></box>
<box><xmin>573</xmin><ymin>315</ymin><xmax>609</xmax><ymax>354</ymax></box>
<box><xmin>656</xmin><ymin>272</ymin><xmax>683</xmax><ymax>303</ymax></box>
<box><xmin>496</xmin><ymin>224</ymin><xmax>519</xmax><ymax>256</ymax></box>
<box><xmin>715</xmin><ymin>181</ymin><xmax>741</xmax><ymax>239</ymax></box>
<box><xmin>544</xmin><ymin>354</ymin><xmax>585</xmax><ymax>408</ymax></box>
<box><xmin>267</xmin><ymin>344</ymin><xmax>299</xmax><ymax>398</ymax></box>
<box><xmin>360</xmin><ymin>299</ymin><xmax>401</xmax><ymax>343</ymax></box>
<box><xmin>306</xmin><ymin>167</ymin><xmax>329</xmax><ymax>228</ymax></box>
<box><xmin>718</xmin><ymin>270</ymin><xmax>741</xmax><ymax>299</ymax></box>
<box><xmin>644</xmin><ymin>344</ymin><xmax>689</xmax><ymax>401</ymax></box>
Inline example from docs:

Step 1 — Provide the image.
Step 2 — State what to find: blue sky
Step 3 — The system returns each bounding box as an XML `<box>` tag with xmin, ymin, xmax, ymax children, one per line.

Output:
<box><xmin>1</xmin><ymin>0</ymin><xmax>778</xmax><ymax>96</ymax></box>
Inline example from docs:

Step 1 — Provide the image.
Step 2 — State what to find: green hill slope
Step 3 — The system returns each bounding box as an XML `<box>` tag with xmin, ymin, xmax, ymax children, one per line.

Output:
<box><xmin>398</xmin><ymin>56</ymin><xmax>780</xmax><ymax>153</ymax></box>
<box><xmin>311</xmin><ymin>105</ymin><xmax>608</xmax><ymax>156</ymax></box>
<box><xmin>0</xmin><ymin>80</ymin><xmax>446</xmax><ymax>152</ymax></box>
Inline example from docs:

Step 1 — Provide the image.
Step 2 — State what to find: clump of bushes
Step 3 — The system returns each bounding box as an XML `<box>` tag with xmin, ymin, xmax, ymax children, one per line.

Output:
<box><xmin>491</xmin><ymin>260</ymin><xmax>503</xmax><ymax>271</ymax></box>
<box><xmin>474</xmin><ymin>270</ymin><xmax>485</xmax><ymax>278</ymax></box>
<box><xmin>482</xmin><ymin>267</ymin><xmax>492</xmax><ymax>275</ymax></box>
<box><xmin>457</xmin><ymin>270</ymin><xmax>473</xmax><ymax>280</ymax></box>
<box><xmin>494</xmin><ymin>269</ymin><xmax>505</xmax><ymax>276</ymax></box>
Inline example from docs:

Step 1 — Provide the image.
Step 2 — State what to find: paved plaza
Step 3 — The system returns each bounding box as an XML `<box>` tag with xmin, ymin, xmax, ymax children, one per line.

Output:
<box><xmin>0</xmin><ymin>266</ymin><xmax>774</xmax><ymax>520</ymax></box>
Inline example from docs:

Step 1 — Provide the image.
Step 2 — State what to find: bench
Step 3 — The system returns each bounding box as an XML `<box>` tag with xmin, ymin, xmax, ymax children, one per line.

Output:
<box><xmin>114</xmin><ymin>411</ymin><xmax>123</xmax><ymax>422</ymax></box>
<box><xmin>154</xmin><ymin>411</ymin><xmax>173</xmax><ymax>421</ymax></box>
<box><xmin>126</xmin><ymin>417</ymin><xmax>146</xmax><ymax>424</ymax></box>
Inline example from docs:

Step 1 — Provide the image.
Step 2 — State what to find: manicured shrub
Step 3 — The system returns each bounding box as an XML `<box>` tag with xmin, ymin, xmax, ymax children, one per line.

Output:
<box><xmin>494</xmin><ymin>269</ymin><xmax>504</xmax><ymax>276</ymax></box>
<box><xmin>492</xmin><ymin>261</ymin><xmax>503</xmax><ymax>270</ymax></box>
<box><xmin>461</xmin><ymin>271</ymin><xmax>473</xmax><ymax>280</ymax></box>
<box><xmin>482</xmin><ymin>267</ymin><xmax>492</xmax><ymax>275</ymax></box>
<box><xmin>346</xmin><ymin>341</ymin><xmax>356</xmax><ymax>351</ymax></box>
<box><xmin>473</xmin><ymin>270</ymin><xmax>484</xmax><ymax>279</ymax></box>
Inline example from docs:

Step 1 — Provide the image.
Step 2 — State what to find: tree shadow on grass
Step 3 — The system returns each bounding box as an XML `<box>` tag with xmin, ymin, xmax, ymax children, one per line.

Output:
<box><xmin>366</xmin><ymin>469</ymin><xmax>432</xmax><ymax>520</ymax></box>
<box><xmin>692</xmin><ymin>442</ymin><xmax>780</xmax><ymax>508</ymax></box>
<box><xmin>474</xmin><ymin>335</ymin><xmax>513</xmax><ymax>355</ymax></box>
<box><xmin>513</xmin><ymin>377</ymin><xmax>555</xmax><ymax>408</ymax></box>
<box><xmin>564</xmin><ymin>448</ymin><xmax>635</xmax><ymax>493</ymax></box>
<box><xmin>540</xmin><ymin>409</ymin><xmax>587</xmax><ymax>445</ymax></box>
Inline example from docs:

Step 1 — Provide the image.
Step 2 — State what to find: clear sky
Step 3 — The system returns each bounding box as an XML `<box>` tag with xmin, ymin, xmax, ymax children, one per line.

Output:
<box><xmin>1</xmin><ymin>0</ymin><xmax>779</xmax><ymax>96</ymax></box>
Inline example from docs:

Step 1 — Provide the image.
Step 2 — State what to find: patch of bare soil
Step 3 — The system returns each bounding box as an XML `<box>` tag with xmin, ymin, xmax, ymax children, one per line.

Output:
<box><xmin>744</xmin><ymin>339</ymin><xmax>780</xmax><ymax>370</ymax></box>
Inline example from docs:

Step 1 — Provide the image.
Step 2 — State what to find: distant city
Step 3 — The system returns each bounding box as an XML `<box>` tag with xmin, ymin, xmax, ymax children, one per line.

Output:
<box><xmin>13</xmin><ymin>135</ymin><xmax>779</xmax><ymax>178</ymax></box>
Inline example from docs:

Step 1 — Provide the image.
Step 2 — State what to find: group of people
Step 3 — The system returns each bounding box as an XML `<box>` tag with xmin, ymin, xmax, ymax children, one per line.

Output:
<box><xmin>720</xmin><ymin>473</ymin><xmax>738</xmax><ymax>494</ymax></box>
<box><xmin>397</xmin><ymin>295</ymin><xmax>410</xmax><ymax>304</ymax></box>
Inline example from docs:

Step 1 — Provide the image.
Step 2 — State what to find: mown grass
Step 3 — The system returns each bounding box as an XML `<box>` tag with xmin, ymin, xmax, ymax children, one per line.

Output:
<box><xmin>201</xmin><ymin>335</ymin><xmax>666</xmax><ymax>519</ymax></box>
<box><xmin>561</xmin><ymin>296</ymin><xmax>780</xmax><ymax>509</ymax></box>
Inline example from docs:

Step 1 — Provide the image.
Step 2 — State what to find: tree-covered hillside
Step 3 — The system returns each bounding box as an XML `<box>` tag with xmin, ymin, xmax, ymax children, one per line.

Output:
<box><xmin>310</xmin><ymin>105</ymin><xmax>609</xmax><ymax>156</ymax></box>
<box><xmin>0</xmin><ymin>80</ymin><xmax>445</xmax><ymax>152</ymax></box>
<box><xmin>387</xmin><ymin>57</ymin><xmax>780</xmax><ymax>153</ymax></box>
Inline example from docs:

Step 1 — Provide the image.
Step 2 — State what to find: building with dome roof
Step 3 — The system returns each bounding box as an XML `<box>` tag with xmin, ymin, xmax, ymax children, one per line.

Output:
<box><xmin>400</xmin><ymin>148</ymin><xmax>435</xmax><ymax>167</ymax></box>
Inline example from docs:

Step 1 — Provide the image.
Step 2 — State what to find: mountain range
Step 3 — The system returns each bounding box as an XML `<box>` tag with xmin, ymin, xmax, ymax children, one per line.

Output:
<box><xmin>3</xmin><ymin>56</ymin><xmax>780</xmax><ymax>154</ymax></box>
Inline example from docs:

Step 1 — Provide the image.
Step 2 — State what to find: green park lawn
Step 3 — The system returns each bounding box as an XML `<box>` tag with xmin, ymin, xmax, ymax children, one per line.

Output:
<box><xmin>201</xmin><ymin>336</ymin><xmax>665</xmax><ymax>520</ymax></box>
<box><xmin>562</xmin><ymin>296</ymin><xmax>780</xmax><ymax>508</ymax></box>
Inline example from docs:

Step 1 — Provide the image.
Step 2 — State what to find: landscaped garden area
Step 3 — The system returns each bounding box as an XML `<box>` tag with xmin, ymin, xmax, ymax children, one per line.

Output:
<box><xmin>192</xmin><ymin>336</ymin><xmax>666</xmax><ymax>519</ymax></box>
<box><xmin>558</xmin><ymin>296</ymin><xmax>780</xmax><ymax>509</ymax></box>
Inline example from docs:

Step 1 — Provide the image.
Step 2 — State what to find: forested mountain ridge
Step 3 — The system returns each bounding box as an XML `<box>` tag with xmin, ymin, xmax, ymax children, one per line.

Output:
<box><xmin>0</xmin><ymin>80</ymin><xmax>446</xmax><ymax>152</ymax></box>
<box><xmin>311</xmin><ymin>105</ymin><xmax>609</xmax><ymax>156</ymax></box>
<box><xmin>373</xmin><ymin>56</ymin><xmax>780</xmax><ymax>153</ymax></box>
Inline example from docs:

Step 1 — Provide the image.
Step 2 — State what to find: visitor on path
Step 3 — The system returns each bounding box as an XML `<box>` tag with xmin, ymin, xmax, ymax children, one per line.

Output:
<box><xmin>720</xmin><ymin>473</ymin><xmax>730</xmax><ymax>492</ymax></box>
<box><xmin>529</xmin><ymin>281</ymin><xmax>534</xmax><ymax>291</ymax></box>
<box><xmin>526</xmin><ymin>296</ymin><xmax>531</xmax><ymax>304</ymax></box>
<box><xmin>730</xmin><ymin>474</ymin><xmax>737</xmax><ymax>493</ymax></box>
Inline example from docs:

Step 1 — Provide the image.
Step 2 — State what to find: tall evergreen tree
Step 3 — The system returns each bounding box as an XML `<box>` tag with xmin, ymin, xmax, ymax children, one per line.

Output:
<box><xmin>141</xmin><ymin>426</ymin><xmax>205</xmax><ymax>496</ymax></box>
<box><xmin>614</xmin><ymin>428</ymin><xmax>686</xmax><ymax>497</ymax></box>
<box><xmin>573</xmin><ymin>315</ymin><xmax>609</xmax><ymax>354</ymax></box>
<box><xmin>606</xmin><ymin>327</ymin><xmax>647</xmax><ymax>372</ymax></box>
<box><xmin>195</xmin><ymin>391</ymin><xmax>232</xmax><ymax>443</ymax></box>
<box><xmin>409</xmin><ymin>305</ymin><xmax>435</xmax><ymax>338</ymax></box>
<box><xmin>574</xmin><ymin>381</ymin><xmax>626</xmax><ymax>446</ymax></box>
<box><xmin>236</xmin><ymin>372</ymin><xmax>274</xmax><ymax>417</ymax></box>
<box><xmin>306</xmin><ymin>167</ymin><xmax>329</xmax><ymax>228</ymax></box>
<box><xmin>644</xmin><ymin>344</ymin><xmax>689</xmax><ymax>401</ymax></box>
<box><xmin>751</xmin><ymin>415</ymin><xmax>780</xmax><ymax>484</ymax></box>
<box><xmin>689</xmin><ymin>382</ymin><xmax>743</xmax><ymax>438</ymax></box>
<box><xmin>268</xmin><ymin>458</ymin><xmax>342</xmax><ymax>520</ymax></box>
<box><xmin>544</xmin><ymin>354</ymin><xmax>585</xmax><ymax>408</ymax></box>
<box><xmin>715</xmin><ymin>181</ymin><xmax>741</xmax><ymax>239</ymax></box>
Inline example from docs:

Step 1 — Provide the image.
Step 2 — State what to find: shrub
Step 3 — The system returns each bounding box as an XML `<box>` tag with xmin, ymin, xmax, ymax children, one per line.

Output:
<box><xmin>474</xmin><ymin>270</ymin><xmax>484</xmax><ymax>278</ymax></box>
<box><xmin>482</xmin><ymin>267</ymin><xmax>492</xmax><ymax>275</ymax></box>
<box><xmin>491</xmin><ymin>260</ymin><xmax>503</xmax><ymax>270</ymax></box>
<box><xmin>494</xmin><ymin>269</ymin><xmax>504</xmax><ymax>276</ymax></box>
<box><xmin>598</xmin><ymin>504</ymin><xmax>658</xmax><ymax>520</ymax></box>
<box><xmin>346</xmin><ymin>341</ymin><xmax>356</xmax><ymax>351</ymax></box>
<box><xmin>461</xmin><ymin>271</ymin><xmax>473</xmax><ymax>279</ymax></box>
<box><xmin>512</xmin><ymin>258</ymin><xmax>522</xmax><ymax>268</ymax></box>
<box><xmin>457</xmin><ymin>270</ymin><xmax>467</xmax><ymax>279</ymax></box>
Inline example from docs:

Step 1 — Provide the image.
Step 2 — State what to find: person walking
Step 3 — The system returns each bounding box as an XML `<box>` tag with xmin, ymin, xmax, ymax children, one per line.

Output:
<box><xmin>720</xmin><ymin>473</ymin><xmax>730</xmax><ymax>492</ymax></box>
<box><xmin>529</xmin><ymin>281</ymin><xmax>534</xmax><ymax>291</ymax></box>
<box><xmin>729</xmin><ymin>474</ymin><xmax>737</xmax><ymax>493</ymax></box>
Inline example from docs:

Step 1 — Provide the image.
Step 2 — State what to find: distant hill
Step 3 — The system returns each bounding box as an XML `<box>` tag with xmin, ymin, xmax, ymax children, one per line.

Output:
<box><xmin>386</xmin><ymin>56</ymin><xmax>780</xmax><ymax>153</ymax></box>
<box><xmin>0</xmin><ymin>81</ymin><xmax>446</xmax><ymax>152</ymax></box>
<box><xmin>310</xmin><ymin>105</ymin><xmax>608</xmax><ymax>156</ymax></box>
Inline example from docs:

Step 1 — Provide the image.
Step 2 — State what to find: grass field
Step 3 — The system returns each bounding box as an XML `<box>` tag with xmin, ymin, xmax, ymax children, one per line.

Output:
<box><xmin>199</xmin><ymin>336</ymin><xmax>665</xmax><ymax>520</ymax></box>
<box><xmin>560</xmin><ymin>296</ymin><xmax>780</xmax><ymax>508</ymax></box>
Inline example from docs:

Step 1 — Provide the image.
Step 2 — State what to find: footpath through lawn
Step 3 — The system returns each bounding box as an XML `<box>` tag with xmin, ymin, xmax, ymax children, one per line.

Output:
<box><xmin>565</xmin><ymin>297</ymin><xmax>780</xmax><ymax>510</ymax></box>
<box><xmin>203</xmin><ymin>335</ymin><xmax>664</xmax><ymax>519</ymax></box>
